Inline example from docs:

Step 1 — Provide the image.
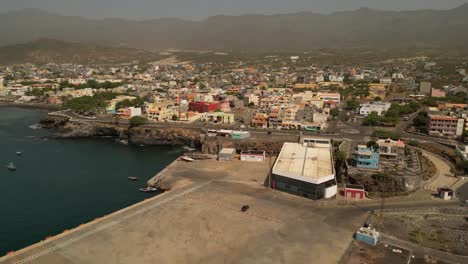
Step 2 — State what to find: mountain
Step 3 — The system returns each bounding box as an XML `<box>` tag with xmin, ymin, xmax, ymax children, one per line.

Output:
<box><xmin>0</xmin><ymin>38</ymin><xmax>162</xmax><ymax>65</ymax></box>
<box><xmin>0</xmin><ymin>5</ymin><xmax>468</xmax><ymax>52</ymax></box>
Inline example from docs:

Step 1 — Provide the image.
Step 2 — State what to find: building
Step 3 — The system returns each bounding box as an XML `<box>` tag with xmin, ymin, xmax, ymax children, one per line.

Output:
<box><xmin>355</xmin><ymin>145</ymin><xmax>380</xmax><ymax>170</ymax></box>
<box><xmin>377</xmin><ymin>138</ymin><xmax>406</xmax><ymax>160</ymax></box>
<box><xmin>201</xmin><ymin>112</ymin><xmax>235</xmax><ymax>124</ymax></box>
<box><xmin>344</xmin><ymin>185</ymin><xmax>366</xmax><ymax>199</ymax></box>
<box><xmin>379</xmin><ymin>78</ymin><xmax>392</xmax><ymax>85</ymax></box>
<box><xmin>117</xmin><ymin>107</ymin><xmax>142</xmax><ymax>119</ymax></box>
<box><xmin>240</xmin><ymin>150</ymin><xmax>266</xmax><ymax>162</ymax></box>
<box><xmin>244</xmin><ymin>94</ymin><xmax>259</xmax><ymax>106</ymax></box>
<box><xmin>356</xmin><ymin>227</ymin><xmax>380</xmax><ymax>246</ymax></box>
<box><xmin>419</xmin><ymin>82</ymin><xmax>432</xmax><ymax>95</ymax></box>
<box><xmin>231</xmin><ymin>131</ymin><xmax>251</xmax><ymax>140</ymax></box>
<box><xmin>427</xmin><ymin>115</ymin><xmax>464</xmax><ymax>137</ymax></box>
<box><xmin>367</xmin><ymin>83</ymin><xmax>387</xmax><ymax>100</ymax></box>
<box><xmin>218</xmin><ymin>148</ymin><xmax>236</xmax><ymax>161</ymax></box>
<box><xmin>437</xmin><ymin>187</ymin><xmax>454</xmax><ymax>200</ymax></box>
<box><xmin>272</xmin><ymin>141</ymin><xmax>337</xmax><ymax>200</ymax></box>
<box><xmin>148</xmin><ymin>106</ymin><xmax>176</xmax><ymax>122</ymax></box>
<box><xmin>251</xmin><ymin>113</ymin><xmax>268</xmax><ymax>129</ymax></box>
<box><xmin>316</xmin><ymin>92</ymin><xmax>341</xmax><ymax>103</ymax></box>
<box><xmin>188</xmin><ymin>102</ymin><xmax>219</xmax><ymax>113</ymax></box>
<box><xmin>431</xmin><ymin>88</ymin><xmax>446</xmax><ymax>98</ymax></box>
<box><xmin>359</xmin><ymin>102</ymin><xmax>391</xmax><ymax>116</ymax></box>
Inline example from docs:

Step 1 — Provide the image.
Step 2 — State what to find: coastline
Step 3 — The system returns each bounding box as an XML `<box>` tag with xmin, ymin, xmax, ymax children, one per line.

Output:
<box><xmin>0</xmin><ymin>102</ymin><xmax>61</xmax><ymax>111</ymax></box>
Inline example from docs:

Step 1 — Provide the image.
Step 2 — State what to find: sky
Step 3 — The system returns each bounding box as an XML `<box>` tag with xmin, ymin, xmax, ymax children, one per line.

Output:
<box><xmin>1</xmin><ymin>0</ymin><xmax>468</xmax><ymax>20</ymax></box>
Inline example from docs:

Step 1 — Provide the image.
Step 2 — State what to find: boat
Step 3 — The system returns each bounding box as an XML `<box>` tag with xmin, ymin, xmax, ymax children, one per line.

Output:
<box><xmin>6</xmin><ymin>162</ymin><xmax>16</xmax><ymax>171</ymax></box>
<box><xmin>139</xmin><ymin>186</ymin><xmax>159</xmax><ymax>193</ymax></box>
<box><xmin>16</xmin><ymin>151</ymin><xmax>22</xmax><ymax>156</ymax></box>
<box><xmin>181</xmin><ymin>156</ymin><xmax>195</xmax><ymax>162</ymax></box>
<box><xmin>128</xmin><ymin>176</ymin><xmax>139</xmax><ymax>181</ymax></box>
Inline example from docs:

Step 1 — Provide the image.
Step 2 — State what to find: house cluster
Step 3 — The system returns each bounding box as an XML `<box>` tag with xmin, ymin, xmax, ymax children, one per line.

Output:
<box><xmin>354</xmin><ymin>138</ymin><xmax>406</xmax><ymax>170</ymax></box>
<box><xmin>247</xmin><ymin>91</ymin><xmax>340</xmax><ymax>131</ymax></box>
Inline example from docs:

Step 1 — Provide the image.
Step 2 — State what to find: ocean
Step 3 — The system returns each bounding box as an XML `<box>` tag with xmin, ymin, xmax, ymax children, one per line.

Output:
<box><xmin>0</xmin><ymin>107</ymin><xmax>181</xmax><ymax>255</ymax></box>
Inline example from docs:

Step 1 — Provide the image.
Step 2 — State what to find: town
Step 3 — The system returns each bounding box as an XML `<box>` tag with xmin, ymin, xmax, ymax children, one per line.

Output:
<box><xmin>1</xmin><ymin>54</ymin><xmax>468</xmax><ymax>264</ymax></box>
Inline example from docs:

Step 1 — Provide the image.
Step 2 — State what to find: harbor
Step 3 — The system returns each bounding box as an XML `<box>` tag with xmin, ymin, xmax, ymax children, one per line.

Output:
<box><xmin>0</xmin><ymin>157</ymin><xmax>370</xmax><ymax>264</ymax></box>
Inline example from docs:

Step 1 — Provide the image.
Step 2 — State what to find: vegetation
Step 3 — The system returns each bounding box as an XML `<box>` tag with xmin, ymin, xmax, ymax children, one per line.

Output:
<box><xmin>346</xmin><ymin>99</ymin><xmax>360</xmax><ymax>110</ymax></box>
<box><xmin>363</xmin><ymin>102</ymin><xmax>421</xmax><ymax>126</ymax></box>
<box><xmin>115</xmin><ymin>97</ymin><xmax>145</xmax><ymax>109</ymax></box>
<box><xmin>413</xmin><ymin>111</ymin><xmax>428</xmax><ymax>133</ymax></box>
<box><xmin>366</xmin><ymin>141</ymin><xmax>379</xmax><ymax>150</ymax></box>
<box><xmin>25</xmin><ymin>88</ymin><xmax>54</xmax><ymax>96</ymax></box>
<box><xmin>129</xmin><ymin>116</ymin><xmax>148</xmax><ymax>128</ymax></box>
<box><xmin>330</xmin><ymin>108</ymin><xmax>340</xmax><ymax>118</ymax></box>
<box><xmin>372</xmin><ymin>130</ymin><xmax>401</xmax><ymax>140</ymax></box>
<box><xmin>62</xmin><ymin>92</ymin><xmax>119</xmax><ymax>115</ymax></box>
<box><xmin>60</xmin><ymin>80</ymin><xmax>124</xmax><ymax>90</ymax></box>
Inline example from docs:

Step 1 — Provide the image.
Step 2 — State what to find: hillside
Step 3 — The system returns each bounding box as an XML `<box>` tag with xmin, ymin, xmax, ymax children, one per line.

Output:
<box><xmin>0</xmin><ymin>39</ymin><xmax>162</xmax><ymax>65</ymax></box>
<box><xmin>0</xmin><ymin>4</ymin><xmax>467</xmax><ymax>52</ymax></box>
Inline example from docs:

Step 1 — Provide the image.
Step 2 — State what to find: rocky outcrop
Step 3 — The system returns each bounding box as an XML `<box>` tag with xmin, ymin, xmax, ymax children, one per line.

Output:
<box><xmin>201</xmin><ymin>137</ymin><xmax>295</xmax><ymax>155</ymax></box>
<box><xmin>42</xmin><ymin>117</ymin><xmax>201</xmax><ymax>147</ymax></box>
<box><xmin>128</xmin><ymin>127</ymin><xmax>201</xmax><ymax>147</ymax></box>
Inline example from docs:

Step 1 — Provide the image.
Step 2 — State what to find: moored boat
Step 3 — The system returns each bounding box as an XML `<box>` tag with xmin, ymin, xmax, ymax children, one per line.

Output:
<box><xmin>139</xmin><ymin>186</ymin><xmax>159</xmax><ymax>193</ymax></box>
<box><xmin>6</xmin><ymin>162</ymin><xmax>16</xmax><ymax>171</ymax></box>
<box><xmin>181</xmin><ymin>156</ymin><xmax>195</xmax><ymax>162</ymax></box>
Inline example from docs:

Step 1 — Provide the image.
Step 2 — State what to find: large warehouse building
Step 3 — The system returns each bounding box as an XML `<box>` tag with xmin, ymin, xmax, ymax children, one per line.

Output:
<box><xmin>272</xmin><ymin>140</ymin><xmax>337</xmax><ymax>200</ymax></box>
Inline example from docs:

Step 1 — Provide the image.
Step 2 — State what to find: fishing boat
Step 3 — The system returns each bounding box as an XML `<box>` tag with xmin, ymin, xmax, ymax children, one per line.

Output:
<box><xmin>181</xmin><ymin>156</ymin><xmax>195</xmax><ymax>162</ymax></box>
<box><xmin>139</xmin><ymin>186</ymin><xmax>159</xmax><ymax>193</ymax></box>
<box><xmin>16</xmin><ymin>151</ymin><xmax>22</xmax><ymax>156</ymax></box>
<box><xmin>6</xmin><ymin>162</ymin><xmax>16</xmax><ymax>171</ymax></box>
<box><xmin>128</xmin><ymin>176</ymin><xmax>139</xmax><ymax>181</ymax></box>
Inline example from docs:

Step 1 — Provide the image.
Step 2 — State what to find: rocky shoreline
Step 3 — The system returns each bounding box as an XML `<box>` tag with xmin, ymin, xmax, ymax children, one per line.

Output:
<box><xmin>41</xmin><ymin>115</ymin><xmax>202</xmax><ymax>147</ymax></box>
<box><xmin>40</xmin><ymin>115</ymin><xmax>290</xmax><ymax>155</ymax></box>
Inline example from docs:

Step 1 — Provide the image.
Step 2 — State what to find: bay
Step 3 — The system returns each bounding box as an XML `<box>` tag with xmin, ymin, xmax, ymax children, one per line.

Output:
<box><xmin>0</xmin><ymin>107</ymin><xmax>181</xmax><ymax>255</ymax></box>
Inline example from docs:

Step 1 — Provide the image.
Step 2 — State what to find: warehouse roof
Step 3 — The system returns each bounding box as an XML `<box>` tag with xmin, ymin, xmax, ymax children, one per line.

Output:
<box><xmin>272</xmin><ymin>143</ymin><xmax>335</xmax><ymax>185</ymax></box>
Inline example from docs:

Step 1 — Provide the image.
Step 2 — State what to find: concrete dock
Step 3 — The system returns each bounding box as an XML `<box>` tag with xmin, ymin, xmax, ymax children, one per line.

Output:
<box><xmin>1</xmin><ymin>158</ymin><xmax>369</xmax><ymax>264</ymax></box>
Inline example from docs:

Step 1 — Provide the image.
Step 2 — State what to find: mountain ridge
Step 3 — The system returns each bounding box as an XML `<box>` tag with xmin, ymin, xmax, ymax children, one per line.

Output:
<box><xmin>0</xmin><ymin>5</ymin><xmax>467</xmax><ymax>51</ymax></box>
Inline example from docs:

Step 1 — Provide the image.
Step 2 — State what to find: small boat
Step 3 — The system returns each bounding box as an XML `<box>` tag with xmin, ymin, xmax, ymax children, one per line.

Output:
<box><xmin>181</xmin><ymin>156</ymin><xmax>195</xmax><ymax>162</ymax></box>
<box><xmin>6</xmin><ymin>162</ymin><xmax>16</xmax><ymax>171</ymax></box>
<box><xmin>139</xmin><ymin>186</ymin><xmax>159</xmax><ymax>193</ymax></box>
<box><xmin>16</xmin><ymin>152</ymin><xmax>22</xmax><ymax>156</ymax></box>
<box><xmin>128</xmin><ymin>176</ymin><xmax>139</xmax><ymax>181</ymax></box>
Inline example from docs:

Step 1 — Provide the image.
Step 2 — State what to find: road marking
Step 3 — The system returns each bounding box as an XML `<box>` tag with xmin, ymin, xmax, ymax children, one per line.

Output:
<box><xmin>12</xmin><ymin>181</ymin><xmax>212</xmax><ymax>264</ymax></box>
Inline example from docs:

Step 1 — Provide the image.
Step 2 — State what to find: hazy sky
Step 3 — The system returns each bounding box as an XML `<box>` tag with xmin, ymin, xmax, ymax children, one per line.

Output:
<box><xmin>2</xmin><ymin>0</ymin><xmax>467</xmax><ymax>20</ymax></box>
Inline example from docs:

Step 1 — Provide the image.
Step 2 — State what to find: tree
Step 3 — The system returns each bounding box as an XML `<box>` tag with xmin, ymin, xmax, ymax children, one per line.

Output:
<box><xmin>129</xmin><ymin>116</ymin><xmax>147</xmax><ymax>128</ymax></box>
<box><xmin>248</xmin><ymin>102</ymin><xmax>255</xmax><ymax>107</ymax></box>
<box><xmin>171</xmin><ymin>114</ymin><xmax>179</xmax><ymax>121</ymax></box>
<box><xmin>330</xmin><ymin>108</ymin><xmax>340</xmax><ymax>118</ymax></box>
<box><xmin>367</xmin><ymin>141</ymin><xmax>379</xmax><ymax>150</ymax></box>
<box><xmin>365</xmin><ymin>111</ymin><xmax>380</xmax><ymax>126</ymax></box>
<box><xmin>374</xmin><ymin>96</ymin><xmax>382</xmax><ymax>101</ymax></box>
<box><xmin>346</xmin><ymin>99</ymin><xmax>360</xmax><ymax>110</ymax></box>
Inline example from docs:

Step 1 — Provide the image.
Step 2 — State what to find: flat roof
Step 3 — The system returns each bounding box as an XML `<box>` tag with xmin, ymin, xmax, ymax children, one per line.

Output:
<box><xmin>272</xmin><ymin>143</ymin><xmax>335</xmax><ymax>185</ymax></box>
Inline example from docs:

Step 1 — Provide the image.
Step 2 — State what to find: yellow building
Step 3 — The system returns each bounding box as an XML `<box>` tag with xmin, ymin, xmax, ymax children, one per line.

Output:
<box><xmin>367</xmin><ymin>84</ymin><xmax>387</xmax><ymax>100</ymax></box>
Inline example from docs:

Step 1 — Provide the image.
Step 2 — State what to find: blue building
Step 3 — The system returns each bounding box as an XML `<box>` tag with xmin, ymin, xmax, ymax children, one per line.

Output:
<box><xmin>356</xmin><ymin>226</ymin><xmax>380</xmax><ymax>246</ymax></box>
<box><xmin>355</xmin><ymin>145</ymin><xmax>380</xmax><ymax>170</ymax></box>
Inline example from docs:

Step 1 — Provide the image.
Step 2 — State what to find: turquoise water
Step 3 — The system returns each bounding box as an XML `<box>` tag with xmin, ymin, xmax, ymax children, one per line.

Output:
<box><xmin>0</xmin><ymin>107</ymin><xmax>181</xmax><ymax>255</ymax></box>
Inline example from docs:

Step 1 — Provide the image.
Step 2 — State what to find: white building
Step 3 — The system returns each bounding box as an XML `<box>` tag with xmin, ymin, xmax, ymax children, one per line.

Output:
<box><xmin>329</xmin><ymin>75</ymin><xmax>344</xmax><ymax>82</ymax></box>
<box><xmin>272</xmin><ymin>140</ymin><xmax>337</xmax><ymax>200</ymax></box>
<box><xmin>379</xmin><ymin>78</ymin><xmax>392</xmax><ymax>85</ymax></box>
<box><xmin>359</xmin><ymin>102</ymin><xmax>392</xmax><ymax>116</ymax></box>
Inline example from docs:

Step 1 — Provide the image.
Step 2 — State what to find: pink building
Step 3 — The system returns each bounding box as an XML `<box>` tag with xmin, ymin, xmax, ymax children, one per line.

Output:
<box><xmin>431</xmin><ymin>88</ymin><xmax>446</xmax><ymax>98</ymax></box>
